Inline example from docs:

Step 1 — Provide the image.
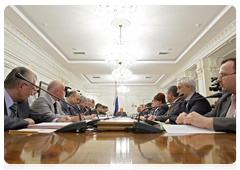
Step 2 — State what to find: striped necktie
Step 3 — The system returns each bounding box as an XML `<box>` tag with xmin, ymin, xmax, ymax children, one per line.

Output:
<box><xmin>9</xmin><ymin>103</ymin><xmax>17</xmax><ymax>118</ymax></box>
<box><xmin>226</xmin><ymin>95</ymin><xmax>236</xmax><ymax>117</ymax></box>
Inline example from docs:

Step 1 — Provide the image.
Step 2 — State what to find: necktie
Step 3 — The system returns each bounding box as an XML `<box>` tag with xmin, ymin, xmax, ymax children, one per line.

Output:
<box><xmin>53</xmin><ymin>102</ymin><xmax>57</xmax><ymax>114</ymax></box>
<box><xmin>69</xmin><ymin>107</ymin><xmax>72</xmax><ymax>115</ymax></box>
<box><xmin>169</xmin><ymin>104</ymin><xmax>173</xmax><ymax>110</ymax></box>
<box><xmin>9</xmin><ymin>103</ymin><xmax>17</xmax><ymax>118</ymax></box>
<box><xmin>226</xmin><ymin>95</ymin><xmax>236</xmax><ymax>117</ymax></box>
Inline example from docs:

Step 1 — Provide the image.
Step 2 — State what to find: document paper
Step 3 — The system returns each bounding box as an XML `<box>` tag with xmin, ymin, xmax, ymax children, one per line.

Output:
<box><xmin>163</xmin><ymin>124</ymin><xmax>225</xmax><ymax>134</ymax></box>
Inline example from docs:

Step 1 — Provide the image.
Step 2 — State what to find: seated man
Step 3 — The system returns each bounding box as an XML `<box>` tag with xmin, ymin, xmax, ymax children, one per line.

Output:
<box><xmin>91</xmin><ymin>103</ymin><xmax>103</xmax><ymax>117</ymax></box>
<box><xmin>59</xmin><ymin>90</ymin><xmax>80</xmax><ymax>116</ymax></box>
<box><xmin>4</xmin><ymin>67</ymin><xmax>69</xmax><ymax>130</ymax></box>
<box><xmin>154</xmin><ymin>86</ymin><xmax>183</xmax><ymax>123</ymax></box>
<box><xmin>99</xmin><ymin>105</ymin><xmax>107</xmax><ymax>116</ymax></box>
<box><xmin>76</xmin><ymin>95</ymin><xmax>95</xmax><ymax>119</ymax></box>
<box><xmin>31</xmin><ymin>80</ymin><xmax>80</xmax><ymax>122</ymax></box>
<box><xmin>176</xmin><ymin>58</ymin><xmax>236</xmax><ymax>132</ymax></box>
<box><xmin>168</xmin><ymin>77</ymin><xmax>212</xmax><ymax>124</ymax></box>
<box><xmin>116</xmin><ymin>108</ymin><xmax>127</xmax><ymax>117</ymax></box>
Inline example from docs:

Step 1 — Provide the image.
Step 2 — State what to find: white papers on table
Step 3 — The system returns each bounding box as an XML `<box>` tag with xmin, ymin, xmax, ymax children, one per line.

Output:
<box><xmin>163</xmin><ymin>124</ymin><xmax>225</xmax><ymax>134</ymax></box>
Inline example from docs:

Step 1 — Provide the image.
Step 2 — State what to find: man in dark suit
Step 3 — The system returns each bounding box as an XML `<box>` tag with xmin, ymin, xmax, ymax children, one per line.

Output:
<box><xmin>59</xmin><ymin>90</ymin><xmax>80</xmax><ymax>116</ymax></box>
<box><xmin>168</xmin><ymin>77</ymin><xmax>212</xmax><ymax>124</ymax></box>
<box><xmin>4</xmin><ymin>67</ymin><xmax>69</xmax><ymax>130</ymax></box>
<box><xmin>117</xmin><ymin>108</ymin><xmax>127</xmax><ymax>117</ymax></box>
<box><xmin>176</xmin><ymin>58</ymin><xmax>236</xmax><ymax>132</ymax></box>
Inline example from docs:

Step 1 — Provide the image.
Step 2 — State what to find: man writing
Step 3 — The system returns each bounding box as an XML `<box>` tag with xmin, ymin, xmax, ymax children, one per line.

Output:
<box><xmin>176</xmin><ymin>58</ymin><xmax>236</xmax><ymax>132</ymax></box>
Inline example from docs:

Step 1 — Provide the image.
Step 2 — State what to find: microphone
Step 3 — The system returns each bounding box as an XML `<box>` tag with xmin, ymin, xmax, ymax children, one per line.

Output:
<box><xmin>15</xmin><ymin>73</ymin><xmax>87</xmax><ymax>132</ymax></box>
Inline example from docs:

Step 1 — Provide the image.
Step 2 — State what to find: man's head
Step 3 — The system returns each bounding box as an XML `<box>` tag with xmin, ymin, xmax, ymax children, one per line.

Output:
<box><xmin>4</xmin><ymin>67</ymin><xmax>38</xmax><ymax>102</ymax></box>
<box><xmin>217</xmin><ymin>58</ymin><xmax>236</xmax><ymax>95</ymax></box>
<box><xmin>166</xmin><ymin>86</ymin><xmax>179</xmax><ymax>103</ymax></box>
<box><xmin>137</xmin><ymin>107</ymin><xmax>140</xmax><ymax>113</ymax></box>
<box><xmin>92</xmin><ymin>99</ymin><xmax>95</xmax><ymax>109</ymax></box>
<box><xmin>86</xmin><ymin>98</ymin><xmax>93</xmax><ymax>108</ymax></box>
<box><xmin>177</xmin><ymin>77</ymin><xmax>196</xmax><ymax>99</ymax></box>
<box><xmin>120</xmin><ymin>108</ymin><xmax>123</xmax><ymax>112</ymax></box>
<box><xmin>78</xmin><ymin>95</ymin><xmax>87</xmax><ymax>109</ymax></box>
<box><xmin>95</xmin><ymin>103</ymin><xmax>102</xmax><ymax>111</ymax></box>
<box><xmin>102</xmin><ymin>105</ymin><xmax>108</xmax><ymax>112</ymax></box>
<box><xmin>139</xmin><ymin>104</ymin><xmax>145</xmax><ymax>111</ymax></box>
<box><xmin>66</xmin><ymin>90</ymin><xmax>80</xmax><ymax>106</ymax></box>
<box><xmin>47</xmin><ymin>80</ymin><xmax>65</xmax><ymax>101</ymax></box>
<box><xmin>152</xmin><ymin>93</ymin><xmax>166</xmax><ymax>106</ymax></box>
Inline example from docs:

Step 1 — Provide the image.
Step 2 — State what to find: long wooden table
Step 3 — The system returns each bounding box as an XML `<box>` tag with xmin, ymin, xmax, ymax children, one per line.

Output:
<box><xmin>4</xmin><ymin>129</ymin><xmax>236</xmax><ymax>164</ymax></box>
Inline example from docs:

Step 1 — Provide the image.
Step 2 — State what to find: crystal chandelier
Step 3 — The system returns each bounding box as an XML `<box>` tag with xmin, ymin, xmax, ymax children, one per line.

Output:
<box><xmin>112</xmin><ymin>67</ymin><xmax>132</xmax><ymax>81</ymax></box>
<box><xmin>94</xmin><ymin>5</ymin><xmax>137</xmax><ymax>16</ymax></box>
<box><xmin>117</xmin><ymin>85</ymin><xmax>129</xmax><ymax>93</ymax></box>
<box><xmin>105</xmin><ymin>24</ymin><xmax>136</xmax><ymax>70</ymax></box>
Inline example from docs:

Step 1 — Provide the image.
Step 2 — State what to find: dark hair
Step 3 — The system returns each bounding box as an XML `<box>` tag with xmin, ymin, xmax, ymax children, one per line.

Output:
<box><xmin>154</xmin><ymin>93</ymin><xmax>166</xmax><ymax>103</ymax></box>
<box><xmin>4</xmin><ymin>66</ymin><xmax>36</xmax><ymax>89</ymax></box>
<box><xmin>66</xmin><ymin>90</ymin><xmax>77</xmax><ymax>97</ymax></box>
<box><xmin>95</xmin><ymin>103</ymin><xmax>102</xmax><ymax>109</ymax></box>
<box><xmin>167</xmin><ymin>86</ymin><xmax>179</xmax><ymax>97</ymax></box>
<box><xmin>146</xmin><ymin>102</ymin><xmax>152</xmax><ymax>107</ymax></box>
<box><xmin>221</xmin><ymin>58</ymin><xmax>236</xmax><ymax>71</ymax></box>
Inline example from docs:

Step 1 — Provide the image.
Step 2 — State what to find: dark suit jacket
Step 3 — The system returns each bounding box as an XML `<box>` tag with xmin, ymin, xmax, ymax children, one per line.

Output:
<box><xmin>116</xmin><ymin>112</ymin><xmax>127</xmax><ymax>117</ymax></box>
<box><xmin>170</xmin><ymin>92</ymin><xmax>212</xmax><ymax>124</ymax></box>
<box><xmin>155</xmin><ymin>98</ymin><xmax>183</xmax><ymax>122</ymax></box>
<box><xmin>153</xmin><ymin>104</ymin><xmax>169</xmax><ymax>118</ymax></box>
<box><xmin>59</xmin><ymin>100</ymin><xmax>78</xmax><ymax>116</ymax></box>
<box><xmin>204</xmin><ymin>93</ymin><xmax>235</xmax><ymax>132</ymax></box>
<box><xmin>4</xmin><ymin>99</ymin><xmax>46</xmax><ymax>130</ymax></box>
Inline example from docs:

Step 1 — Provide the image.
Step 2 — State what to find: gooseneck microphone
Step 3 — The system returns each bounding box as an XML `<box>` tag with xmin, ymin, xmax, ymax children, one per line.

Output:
<box><xmin>15</xmin><ymin>73</ymin><xmax>82</xmax><ymax>121</ymax></box>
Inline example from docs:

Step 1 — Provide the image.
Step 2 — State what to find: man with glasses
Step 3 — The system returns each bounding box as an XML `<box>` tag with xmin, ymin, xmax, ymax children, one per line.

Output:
<box><xmin>176</xmin><ymin>58</ymin><xmax>236</xmax><ymax>132</ymax></box>
<box><xmin>4</xmin><ymin>67</ymin><xmax>69</xmax><ymax>130</ymax></box>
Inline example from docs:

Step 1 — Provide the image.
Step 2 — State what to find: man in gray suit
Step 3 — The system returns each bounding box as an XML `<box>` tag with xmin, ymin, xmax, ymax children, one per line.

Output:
<box><xmin>176</xmin><ymin>58</ymin><xmax>236</xmax><ymax>132</ymax></box>
<box><xmin>31</xmin><ymin>80</ymin><xmax>79</xmax><ymax>122</ymax></box>
<box><xmin>4</xmin><ymin>67</ymin><xmax>69</xmax><ymax>130</ymax></box>
<box><xmin>59</xmin><ymin>90</ymin><xmax>80</xmax><ymax>116</ymax></box>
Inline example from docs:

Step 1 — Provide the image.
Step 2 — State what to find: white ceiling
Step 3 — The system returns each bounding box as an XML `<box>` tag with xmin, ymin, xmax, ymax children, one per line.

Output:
<box><xmin>4</xmin><ymin>5</ymin><xmax>236</xmax><ymax>90</ymax></box>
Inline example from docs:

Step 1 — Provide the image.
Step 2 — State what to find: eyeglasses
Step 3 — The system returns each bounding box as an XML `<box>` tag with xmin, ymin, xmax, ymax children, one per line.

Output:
<box><xmin>218</xmin><ymin>73</ymin><xmax>236</xmax><ymax>80</ymax></box>
<box><xmin>24</xmin><ymin>83</ymin><xmax>38</xmax><ymax>94</ymax></box>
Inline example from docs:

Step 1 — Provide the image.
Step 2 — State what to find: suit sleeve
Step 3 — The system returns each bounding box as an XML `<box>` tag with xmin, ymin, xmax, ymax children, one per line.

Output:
<box><xmin>188</xmin><ymin>99</ymin><xmax>212</xmax><ymax>115</ymax></box>
<box><xmin>4</xmin><ymin>115</ymin><xmax>29</xmax><ymax>130</ymax></box>
<box><xmin>31</xmin><ymin>97</ymin><xmax>62</xmax><ymax>122</ymax></box>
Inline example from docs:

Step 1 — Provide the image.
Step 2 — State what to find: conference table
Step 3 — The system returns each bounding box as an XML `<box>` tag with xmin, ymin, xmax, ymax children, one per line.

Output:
<box><xmin>4</xmin><ymin>118</ymin><xmax>236</xmax><ymax>165</ymax></box>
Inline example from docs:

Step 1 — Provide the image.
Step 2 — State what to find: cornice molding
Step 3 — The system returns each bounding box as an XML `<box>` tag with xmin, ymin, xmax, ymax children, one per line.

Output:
<box><xmin>160</xmin><ymin>20</ymin><xmax>236</xmax><ymax>89</ymax></box>
<box><xmin>4</xmin><ymin>18</ymin><xmax>86</xmax><ymax>91</ymax></box>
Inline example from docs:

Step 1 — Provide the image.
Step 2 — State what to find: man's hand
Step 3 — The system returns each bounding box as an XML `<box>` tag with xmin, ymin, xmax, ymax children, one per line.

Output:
<box><xmin>24</xmin><ymin>118</ymin><xmax>35</xmax><ymax>125</ymax></box>
<box><xmin>182</xmin><ymin>111</ymin><xmax>214</xmax><ymax>130</ymax></box>
<box><xmin>165</xmin><ymin>119</ymin><xmax>169</xmax><ymax>124</ymax></box>
<box><xmin>176</xmin><ymin>112</ymin><xmax>188</xmax><ymax>124</ymax></box>
<box><xmin>57</xmin><ymin>116</ymin><xmax>72</xmax><ymax>122</ymax></box>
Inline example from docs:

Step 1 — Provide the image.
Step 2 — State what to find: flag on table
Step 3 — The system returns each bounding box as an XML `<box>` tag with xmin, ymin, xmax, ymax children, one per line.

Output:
<box><xmin>113</xmin><ymin>81</ymin><xmax>119</xmax><ymax>116</ymax></box>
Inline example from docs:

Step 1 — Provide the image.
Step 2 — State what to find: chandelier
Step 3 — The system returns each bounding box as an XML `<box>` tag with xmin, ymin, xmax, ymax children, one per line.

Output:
<box><xmin>105</xmin><ymin>24</ymin><xmax>136</xmax><ymax>70</ymax></box>
<box><xmin>117</xmin><ymin>85</ymin><xmax>129</xmax><ymax>93</ymax></box>
<box><xmin>94</xmin><ymin>5</ymin><xmax>137</xmax><ymax>16</ymax></box>
<box><xmin>112</xmin><ymin>67</ymin><xmax>132</xmax><ymax>81</ymax></box>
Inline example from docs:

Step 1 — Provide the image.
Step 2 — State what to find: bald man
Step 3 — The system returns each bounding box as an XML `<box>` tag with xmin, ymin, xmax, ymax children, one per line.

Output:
<box><xmin>31</xmin><ymin>80</ymin><xmax>79</xmax><ymax>122</ymax></box>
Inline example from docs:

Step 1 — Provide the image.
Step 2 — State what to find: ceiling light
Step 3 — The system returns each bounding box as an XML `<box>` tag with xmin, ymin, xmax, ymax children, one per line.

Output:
<box><xmin>117</xmin><ymin>85</ymin><xmax>129</xmax><ymax>93</ymax></box>
<box><xmin>112</xmin><ymin>68</ymin><xmax>132</xmax><ymax>81</ymax></box>
<box><xmin>105</xmin><ymin>24</ymin><xmax>136</xmax><ymax>70</ymax></box>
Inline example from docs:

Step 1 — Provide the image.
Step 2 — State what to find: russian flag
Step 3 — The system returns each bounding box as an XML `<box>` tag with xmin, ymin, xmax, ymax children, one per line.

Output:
<box><xmin>113</xmin><ymin>81</ymin><xmax>119</xmax><ymax>116</ymax></box>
